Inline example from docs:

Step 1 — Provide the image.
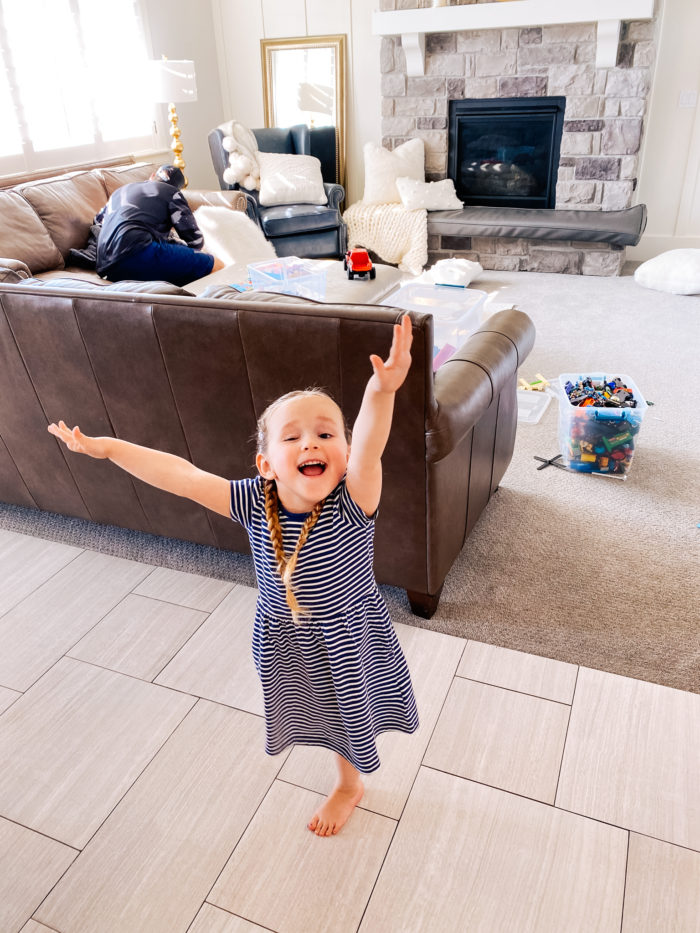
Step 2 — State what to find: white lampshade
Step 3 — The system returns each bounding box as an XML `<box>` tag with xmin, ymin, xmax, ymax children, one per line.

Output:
<box><xmin>149</xmin><ymin>59</ymin><xmax>197</xmax><ymax>104</ymax></box>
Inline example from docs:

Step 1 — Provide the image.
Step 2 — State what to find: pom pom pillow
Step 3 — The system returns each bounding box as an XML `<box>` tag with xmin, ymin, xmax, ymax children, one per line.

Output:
<box><xmin>363</xmin><ymin>138</ymin><xmax>425</xmax><ymax>204</ymax></box>
<box><xmin>396</xmin><ymin>176</ymin><xmax>463</xmax><ymax>211</ymax></box>
<box><xmin>257</xmin><ymin>152</ymin><xmax>327</xmax><ymax>207</ymax></box>
<box><xmin>634</xmin><ymin>249</ymin><xmax>700</xmax><ymax>295</ymax></box>
<box><xmin>220</xmin><ymin>120</ymin><xmax>260</xmax><ymax>190</ymax></box>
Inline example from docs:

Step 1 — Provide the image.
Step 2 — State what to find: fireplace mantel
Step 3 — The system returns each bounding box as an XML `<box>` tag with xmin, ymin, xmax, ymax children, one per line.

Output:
<box><xmin>372</xmin><ymin>0</ymin><xmax>655</xmax><ymax>74</ymax></box>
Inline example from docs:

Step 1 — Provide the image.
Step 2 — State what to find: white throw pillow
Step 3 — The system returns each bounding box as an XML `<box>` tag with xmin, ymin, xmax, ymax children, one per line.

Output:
<box><xmin>363</xmin><ymin>138</ymin><xmax>425</xmax><ymax>204</ymax></box>
<box><xmin>194</xmin><ymin>206</ymin><xmax>276</xmax><ymax>268</ymax></box>
<box><xmin>634</xmin><ymin>249</ymin><xmax>700</xmax><ymax>295</ymax></box>
<box><xmin>257</xmin><ymin>152</ymin><xmax>327</xmax><ymax>207</ymax></box>
<box><xmin>396</xmin><ymin>176</ymin><xmax>463</xmax><ymax>211</ymax></box>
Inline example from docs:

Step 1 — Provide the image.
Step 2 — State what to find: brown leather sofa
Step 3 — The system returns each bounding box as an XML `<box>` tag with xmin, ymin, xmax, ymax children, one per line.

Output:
<box><xmin>0</xmin><ymin>280</ymin><xmax>534</xmax><ymax>616</ymax></box>
<box><xmin>0</xmin><ymin>160</ymin><xmax>247</xmax><ymax>287</ymax></box>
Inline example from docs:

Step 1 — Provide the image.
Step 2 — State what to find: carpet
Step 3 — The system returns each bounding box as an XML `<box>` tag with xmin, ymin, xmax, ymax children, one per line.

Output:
<box><xmin>2</xmin><ymin>268</ymin><xmax>698</xmax><ymax>692</ymax></box>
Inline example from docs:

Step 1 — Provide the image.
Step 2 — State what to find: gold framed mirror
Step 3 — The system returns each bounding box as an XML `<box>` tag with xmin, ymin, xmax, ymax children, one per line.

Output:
<box><xmin>260</xmin><ymin>34</ymin><xmax>346</xmax><ymax>188</ymax></box>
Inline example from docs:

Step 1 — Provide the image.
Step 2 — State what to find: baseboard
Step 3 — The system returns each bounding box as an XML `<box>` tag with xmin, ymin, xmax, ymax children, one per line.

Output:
<box><xmin>627</xmin><ymin>234</ymin><xmax>700</xmax><ymax>262</ymax></box>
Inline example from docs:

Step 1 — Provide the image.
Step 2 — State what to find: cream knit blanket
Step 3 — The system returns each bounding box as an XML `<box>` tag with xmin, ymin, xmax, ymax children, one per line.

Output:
<box><xmin>343</xmin><ymin>202</ymin><xmax>427</xmax><ymax>276</ymax></box>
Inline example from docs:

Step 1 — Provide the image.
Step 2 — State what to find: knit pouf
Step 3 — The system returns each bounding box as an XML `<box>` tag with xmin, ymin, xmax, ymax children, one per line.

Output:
<box><xmin>343</xmin><ymin>202</ymin><xmax>427</xmax><ymax>276</ymax></box>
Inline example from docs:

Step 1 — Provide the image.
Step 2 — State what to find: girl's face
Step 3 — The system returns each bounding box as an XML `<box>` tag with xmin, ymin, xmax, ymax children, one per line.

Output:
<box><xmin>256</xmin><ymin>394</ymin><xmax>350</xmax><ymax>513</ymax></box>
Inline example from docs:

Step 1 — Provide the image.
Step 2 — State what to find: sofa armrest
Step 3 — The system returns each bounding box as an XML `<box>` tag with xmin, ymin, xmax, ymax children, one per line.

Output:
<box><xmin>0</xmin><ymin>258</ymin><xmax>32</xmax><ymax>283</ymax></box>
<box><xmin>427</xmin><ymin>308</ymin><xmax>536</xmax><ymax>462</ymax></box>
<box><xmin>324</xmin><ymin>183</ymin><xmax>344</xmax><ymax>210</ymax></box>
<box><xmin>184</xmin><ymin>189</ymin><xmax>248</xmax><ymax>213</ymax></box>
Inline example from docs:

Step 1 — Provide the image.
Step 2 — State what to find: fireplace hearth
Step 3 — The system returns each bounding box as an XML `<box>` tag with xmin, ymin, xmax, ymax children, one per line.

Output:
<box><xmin>448</xmin><ymin>96</ymin><xmax>566</xmax><ymax>209</ymax></box>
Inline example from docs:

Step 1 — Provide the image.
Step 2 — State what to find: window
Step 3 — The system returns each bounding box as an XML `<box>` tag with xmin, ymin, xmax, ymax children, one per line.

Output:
<box><xmin>0</xmin><ymin>0</ymin><xmax>157</xmax><ymax>176</ymax></box>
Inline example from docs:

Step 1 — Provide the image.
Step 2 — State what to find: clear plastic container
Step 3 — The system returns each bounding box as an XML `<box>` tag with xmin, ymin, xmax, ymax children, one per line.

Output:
<box><xmin>517</xmin><ymin>389</ymin><xmax>551</xmax><ymax>424</ymax></box>
<box><xmin>381</xmin><ymin>284</ymin><xmax>487</xmax><ymax>371</ymax></box>
<box><xmin>247</xmin><ymin>257</ymin><xmax>327</xmax><ymax>300</ymax></box>
<box><xmin>557</xmin><ymin>372</ymin><xmax>648</xmax><ymax>476</ymax></box>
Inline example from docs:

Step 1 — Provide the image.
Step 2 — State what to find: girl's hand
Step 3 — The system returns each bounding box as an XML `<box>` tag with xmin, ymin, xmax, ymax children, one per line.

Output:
<box><xmin>47</xmin><ymin>421</ymin><xmax>109</xmax><ymax>459</ymax></box>
<box><xmin>369</xmin><ymin>314</ymin><xmax>413</xmax><ymax>394</ymax></box>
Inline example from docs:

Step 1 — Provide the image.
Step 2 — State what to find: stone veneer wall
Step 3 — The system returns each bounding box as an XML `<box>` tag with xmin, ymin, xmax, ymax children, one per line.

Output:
<box><xmin>379</xmin><ymin>2</ymin><xmax>658</xmax><ymax>274</ymax></box>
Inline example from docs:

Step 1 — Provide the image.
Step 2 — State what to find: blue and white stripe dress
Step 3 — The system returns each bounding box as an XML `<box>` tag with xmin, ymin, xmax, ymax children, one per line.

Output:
<box><xmin>230</xmin><ymin>476</ymin><xmax>419</xmax><ymax>773</ymax></box>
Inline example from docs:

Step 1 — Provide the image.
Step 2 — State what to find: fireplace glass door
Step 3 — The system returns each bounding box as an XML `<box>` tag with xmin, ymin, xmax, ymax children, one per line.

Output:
<box><xmin>448</xmin><ymin>97</ymin><xmax>566</xmax><ymax>209</ymax></box>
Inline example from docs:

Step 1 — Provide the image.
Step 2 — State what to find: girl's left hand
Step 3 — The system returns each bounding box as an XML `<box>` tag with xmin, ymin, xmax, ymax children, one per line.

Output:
<box><xmin>369</xmin><ymin>314</ymin><xmax>413</xmax><ymax>394</ymax></box>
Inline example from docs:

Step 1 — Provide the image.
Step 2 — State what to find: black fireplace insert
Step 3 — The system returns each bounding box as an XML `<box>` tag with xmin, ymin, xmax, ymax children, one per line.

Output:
<box><xmin>448</xmin><ymin>96</ymin><xmax>566</xmax><ymax>209</ymax></box>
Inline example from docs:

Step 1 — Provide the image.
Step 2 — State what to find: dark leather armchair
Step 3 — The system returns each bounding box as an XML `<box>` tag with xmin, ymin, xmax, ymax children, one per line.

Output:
<box><xmin>208</xmin><ymin>124</ymin><xmax>347</xmax><ymax>259</ymax></box>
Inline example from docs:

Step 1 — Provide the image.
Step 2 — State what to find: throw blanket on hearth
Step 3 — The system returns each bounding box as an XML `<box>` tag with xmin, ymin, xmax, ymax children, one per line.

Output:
<box><xmin>343</xmin><ymin>202</ymin><xmax>427</xmax><ymax>276</ymax></box>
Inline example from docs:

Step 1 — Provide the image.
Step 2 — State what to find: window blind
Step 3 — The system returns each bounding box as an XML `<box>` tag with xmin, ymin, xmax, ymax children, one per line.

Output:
<box><xmin>0</xmin><ymin>0</ymin><xmax>157</xmax><ymax>176</ymax></box>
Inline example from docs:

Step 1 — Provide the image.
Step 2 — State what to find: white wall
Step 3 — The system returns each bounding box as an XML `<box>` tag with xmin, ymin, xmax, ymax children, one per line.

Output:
<box><xmin>627</xmin><ymin>0</ymin><xmax>700</xmax><ymax>259</ymax></box>
<box><xmin>210</xmin><ymin>0</ymin><xmax>382</xmax><ymax>204</ymax></box>
<box><xmin>142</xmin><ymin>0</ymin><xmax>224</xmax><ymax>189</ymax></box>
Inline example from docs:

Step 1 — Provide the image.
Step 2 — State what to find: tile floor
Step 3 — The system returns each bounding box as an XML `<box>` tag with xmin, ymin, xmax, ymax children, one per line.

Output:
<box><xmin>0</xmin><ymin>527</ymin><xmax>698</xmax><ymax>933</ymax></box>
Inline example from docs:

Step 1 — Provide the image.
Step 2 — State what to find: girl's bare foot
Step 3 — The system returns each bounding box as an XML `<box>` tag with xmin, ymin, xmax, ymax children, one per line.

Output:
<box><xmin>308</xmin><ymin>779</ymin><xmax>364</xmax><ymax>836</ymax></box>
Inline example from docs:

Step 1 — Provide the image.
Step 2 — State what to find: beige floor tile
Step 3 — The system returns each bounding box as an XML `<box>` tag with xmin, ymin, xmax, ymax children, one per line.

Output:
<box><xmin>190</xmin><ymin>903</ymin><xmax>273</xmax><ymax>932</ymax></box>
<box><xmin>0</xmin><ymin>817</ymin><xmax>76</xmax><ymax>933</ymax></box>
<box><xmin>0</xmin><ymin>529</ymin><xmax>82</xmax><ymax>618</ymax></box>
<box><xmin>556</xmin><ymin>668</ymin><xmax>700</xmax><ymax>850</ymax></box>
<box><xmin>622</xmin><ymin>833</ymin><xmax>700</xmax><ymax>932</ymax></box>
<box><xmin>459</xmin><ymin>640</ymin><xmax>578</xmax><ymax>704</ymax></box>
<box><xmin>134</xmin><ymin>566</ymin><xmax>233</xmax><ymax>612</ymax></box>
<box><xmin>0</xmin><ymin>657</ymin><xmax>194</xmax><ymax>848</ymax></box>
<box><xmin>36</xmin><ymin>702</ymin><xmax>286</xmax><ymax>933</ymax></box>
<box><xmin>20</xmin><ymin>922</ymin><xmax>58</xmax><ymax>933</ymax></box>
<box><xmin>424</xmin><ymin>677</ymin><xmax>570</xmax><ymax>803</ymax></box>
<box><xmin>360</xmin><ymin>767</ymin><xmax>628</xmax><ymax>933</ymax></box>
<box><xmin>69</xmin><ymin>593</ymin><xmax>208</xmax><ymax>681</ymax></box>
<box><xmin>210</xmin><ymin>780</ymin><xmax>396</xmax><ymax>933</ymax></box>
<box><xmin>279</xmin><ymin>621</ymin><xmax>465</xmax><ymax>818</ymax></box>
<box><xmin>156</xmin><ymin>585</ymin><xmax>262</xmax><ymax>715</ymax></box>
<box><xmin>0</xmin><ymin>550</ymin><xmax>152</xmax><ymax>691</ymax></box>
<box><xmin>0</xmin><ymin>685</ymin><xmax>21</xmax><ymax>715</ymax></box>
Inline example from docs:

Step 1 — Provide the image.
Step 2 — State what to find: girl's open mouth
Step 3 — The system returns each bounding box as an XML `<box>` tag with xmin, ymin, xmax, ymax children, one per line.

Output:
<box><xmin>298</xmin><ymin>460</ymin><xmax>326</xmax><ymax>477</ymax></box>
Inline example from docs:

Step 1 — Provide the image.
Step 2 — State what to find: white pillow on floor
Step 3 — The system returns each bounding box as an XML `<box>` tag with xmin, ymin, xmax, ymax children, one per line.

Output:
<box><xmin>634</xmin><ymin>249</ymin><xmax>700</xmax><ymax>295</ymax></box>
<box><xmin>194</xmin><ymin>206</ymin><xmax>276</xmax><ymax>267</ymax></box>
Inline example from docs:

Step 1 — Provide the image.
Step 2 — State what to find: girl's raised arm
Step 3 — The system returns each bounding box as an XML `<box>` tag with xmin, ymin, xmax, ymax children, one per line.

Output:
<box><xmin>346</xmin><ymin>314</ymin><xmax>413</xmax><ymax>516</ymax></box>
<box><xmin>47</xmin><ymin>421</ymin><xmax>231</xmax><ymax>517</ymax></box>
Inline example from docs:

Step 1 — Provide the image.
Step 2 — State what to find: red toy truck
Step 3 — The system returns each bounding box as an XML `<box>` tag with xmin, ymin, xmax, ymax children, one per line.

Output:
<box><xmin>344</xmin><ymin>247</ymin><xmax>376</xmax><ymax>280</ymax></box>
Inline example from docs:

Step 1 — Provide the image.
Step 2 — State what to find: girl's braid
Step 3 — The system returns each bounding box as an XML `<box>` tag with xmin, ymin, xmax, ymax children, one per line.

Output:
<box><xmin>264</xmin><ymin>479</ymin><xmax>325</xmax><ymax>624</ymax></box>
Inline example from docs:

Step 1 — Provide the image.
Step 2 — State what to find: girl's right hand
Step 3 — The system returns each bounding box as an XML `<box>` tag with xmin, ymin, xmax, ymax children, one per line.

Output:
<box><xmin>47</xmin><ymin>421</ymin><xmax>109</xmax><ymax>459</ymax></box>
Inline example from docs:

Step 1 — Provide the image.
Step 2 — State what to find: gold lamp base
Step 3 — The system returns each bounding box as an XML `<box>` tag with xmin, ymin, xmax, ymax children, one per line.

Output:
<box><xmin>167</xmin><ymin>102</ymin><xmax>188</xmax><ymax>188</ymax></box>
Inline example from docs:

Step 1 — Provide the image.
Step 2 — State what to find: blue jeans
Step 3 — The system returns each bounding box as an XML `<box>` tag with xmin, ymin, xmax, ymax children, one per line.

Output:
<box><xmin>105</xmin><ymin>241</ymin><xmax>214</xmax><ymax>287</ymax></box>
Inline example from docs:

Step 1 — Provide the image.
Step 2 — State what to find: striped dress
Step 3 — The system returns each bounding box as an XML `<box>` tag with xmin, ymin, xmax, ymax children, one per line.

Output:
<box><xmin>229</xmin><ymin>476</ymin><xmax>419</xmax><ymax>774</ymax></box>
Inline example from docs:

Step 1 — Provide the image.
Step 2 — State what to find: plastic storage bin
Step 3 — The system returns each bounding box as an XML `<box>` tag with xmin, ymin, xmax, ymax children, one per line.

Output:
<box><xmin>381</xmin><ymin>284</ymin><xmax>487</xmax><ymax>371</ymax></box>
<box><xmin>517</xmin><ymin>389</ymin><xmax>551</xmax><ymax>424</ymax></box>
<box><xmin>247</xmin><ymin>257</ymin><xmax>327</xmax><ymax>300</ymax></box>
<box><xmin>557</xmin><ymin>372</ymin><xmax>648</xmax><ymax>477</ymax></box>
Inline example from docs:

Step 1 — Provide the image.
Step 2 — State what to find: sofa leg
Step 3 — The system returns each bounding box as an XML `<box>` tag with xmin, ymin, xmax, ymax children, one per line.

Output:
<box><xmin>406</xmin><ymin>585</ymin><xmax>444</xmax><ymax>619</ymax></box>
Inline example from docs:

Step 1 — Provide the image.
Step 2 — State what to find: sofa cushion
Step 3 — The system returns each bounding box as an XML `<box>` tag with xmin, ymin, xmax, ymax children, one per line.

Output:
<box><xmin>0</xmin><ymin>189</ymin><xmax>65</xmax><ymax>273</ymax></box>
<box><xmin>18</xmin><ymin>171</ymin><xmax>109</xmax><ymax>259</ymax></box>
<box><xmin>17</xmin><ymin>276</ymin><xmax>194</xmax><ymax>296</ymax></box>
<box><xmin>96</xmin><ymin>162</ymin><xmax>156</xmax><ymax>196</ymax></box>
<box><xmin>258</xmin><ymin>204</ymin><xmax>341</xmax><ymax>238</ymax></box>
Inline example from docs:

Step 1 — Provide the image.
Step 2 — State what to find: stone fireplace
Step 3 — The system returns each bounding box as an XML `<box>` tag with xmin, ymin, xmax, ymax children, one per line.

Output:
<box><xmin>378</xmin><ymin>6</ymin><xmax>658</xmax><ymax>274</ymax></box>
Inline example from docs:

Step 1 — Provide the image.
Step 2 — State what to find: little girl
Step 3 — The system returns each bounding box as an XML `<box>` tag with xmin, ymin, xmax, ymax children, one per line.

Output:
<box><xmin>48</xmin><ymin>314</ymin><xmax>419</xmax><ymax>837</ymax></box>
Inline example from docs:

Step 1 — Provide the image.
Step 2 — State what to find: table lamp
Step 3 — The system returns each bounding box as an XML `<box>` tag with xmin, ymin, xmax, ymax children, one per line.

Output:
<box><xmin>150</xmin><ymin>58</ymin><xmax>197</xmax><ymax>186</ymax></box>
